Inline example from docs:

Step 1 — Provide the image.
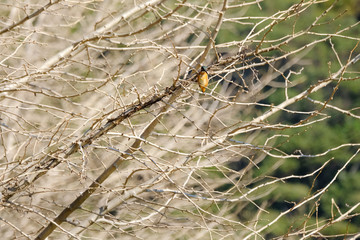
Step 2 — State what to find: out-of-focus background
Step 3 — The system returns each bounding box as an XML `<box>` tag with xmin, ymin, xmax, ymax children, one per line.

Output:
<box><xmin>0</xmin><ymin>0</ymin><xmax>359</xmax><ymax>239</ymax></box>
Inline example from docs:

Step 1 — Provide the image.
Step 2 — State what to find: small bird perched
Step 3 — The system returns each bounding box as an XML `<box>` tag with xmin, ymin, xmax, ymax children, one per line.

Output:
<box><xmin>198</xmin><ymin>66</ymin><xmax>208</xmax><ymax>92</ymax></box>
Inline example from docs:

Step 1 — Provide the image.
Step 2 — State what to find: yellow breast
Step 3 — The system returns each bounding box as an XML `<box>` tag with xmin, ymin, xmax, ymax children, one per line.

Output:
<box><xmin>198</xmin><ymin>71</ymin><xmax>208</xmax><ymax>92</ymax></box>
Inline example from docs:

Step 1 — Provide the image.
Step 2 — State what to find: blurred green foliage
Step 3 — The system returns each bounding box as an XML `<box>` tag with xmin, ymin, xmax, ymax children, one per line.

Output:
<box><xmin>221</xmin><ymin>0</ymin><xmax>360</xmax><ymax>236</ymax></box>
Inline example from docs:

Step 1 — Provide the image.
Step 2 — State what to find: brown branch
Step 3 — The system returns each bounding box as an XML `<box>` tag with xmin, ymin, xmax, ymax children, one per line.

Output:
<box><xmin>0</xmin><ymin>84</ymin><xmax>180</xmax><ymax>203</ymax></box>
<box><xmin>0</xmin><ymin>0</ymin><xmax>62</xmax><ymax>35</ymax></box>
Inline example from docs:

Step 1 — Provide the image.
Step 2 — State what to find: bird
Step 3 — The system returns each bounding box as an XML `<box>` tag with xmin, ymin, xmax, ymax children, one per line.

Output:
<box><xmin>198</xmin><ymin>66</ymin><xmax>208</xmax><ymax>92</ymax></box>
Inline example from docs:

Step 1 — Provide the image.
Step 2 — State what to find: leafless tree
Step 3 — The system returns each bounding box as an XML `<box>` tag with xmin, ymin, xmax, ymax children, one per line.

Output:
<box><xmin>0</xmin><ymin>0</ymin><xmax>359</xmax><ymax>239</ymax></box>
